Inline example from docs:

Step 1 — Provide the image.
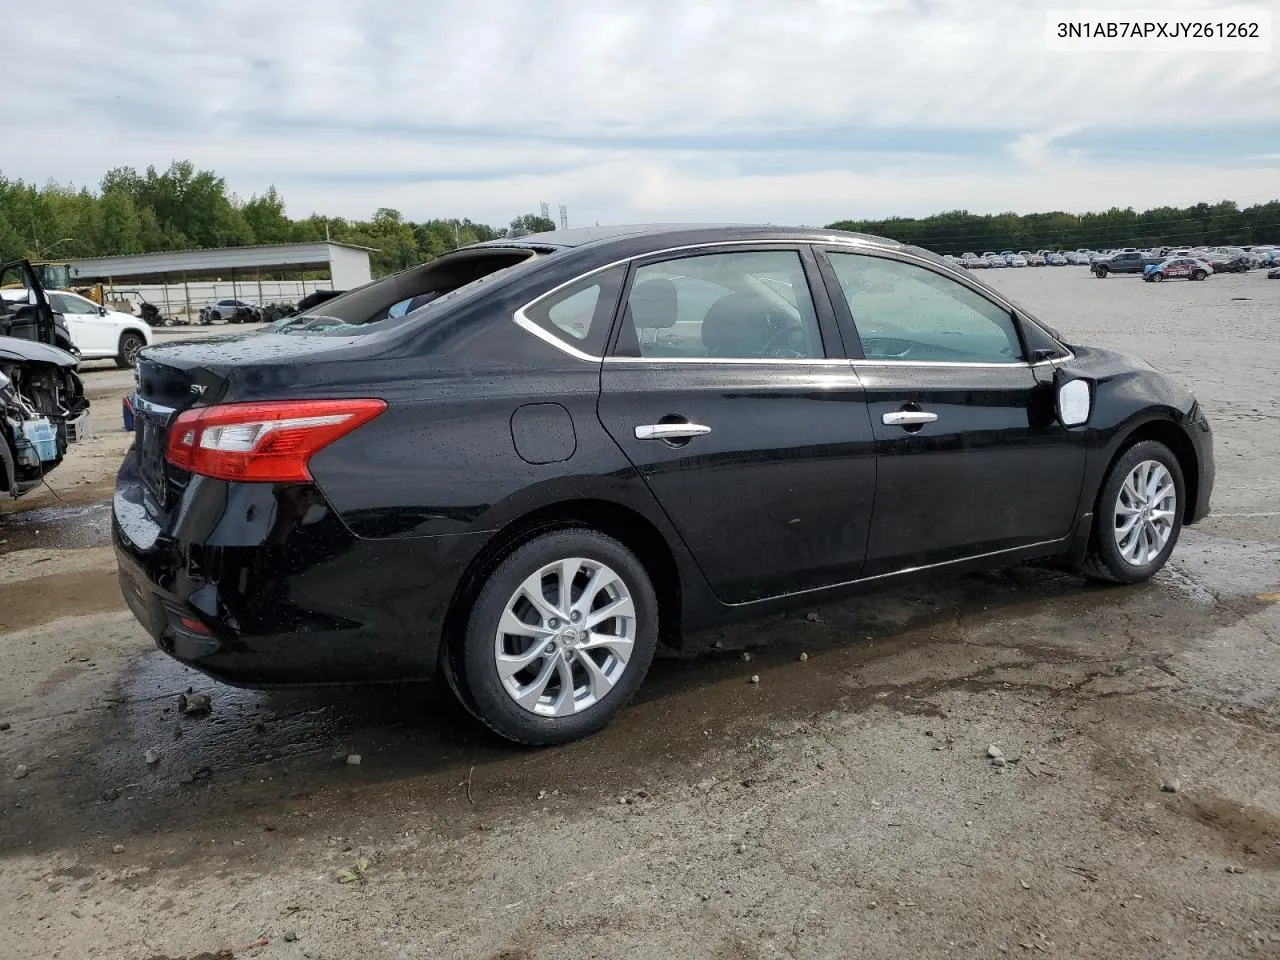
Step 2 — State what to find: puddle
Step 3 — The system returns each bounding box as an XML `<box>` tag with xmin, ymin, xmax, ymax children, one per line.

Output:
<box><xmin>0</xmin><ymin>501</ymin><xmax>112</xmax><ymax>554</ymax></box>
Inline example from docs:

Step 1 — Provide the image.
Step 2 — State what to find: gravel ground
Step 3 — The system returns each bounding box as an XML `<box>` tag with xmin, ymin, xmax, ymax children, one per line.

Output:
<box><xmin>0</xmin><ymin>266</ymin><xmax>1277</xmax><ymax>960</ymax></box>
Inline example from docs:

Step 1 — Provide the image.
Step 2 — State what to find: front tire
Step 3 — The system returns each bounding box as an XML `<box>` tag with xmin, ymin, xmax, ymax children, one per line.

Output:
<box><xmin>116</xmin><ymin>331</ymin><xmax>146</xmax><ymax>369</ymax></box>
<box><xmin>1192</xmin><ymin>270</ymin><xmax>1207</xmax><ymax>281</ymax></box>
<box><xmin>1078</xmin><ymin>440</ymin><xmax>1185</xmax><ymax>584</ymax></box>
<box><xmin>454</xmin><ymin>528</ymin><xmax>660</xmax><ymax>745</ymax></box>
<box><xmin>1095</xmin><ymin>266</ymin><xmax>1108</xmax><ymax>278</ymax></box>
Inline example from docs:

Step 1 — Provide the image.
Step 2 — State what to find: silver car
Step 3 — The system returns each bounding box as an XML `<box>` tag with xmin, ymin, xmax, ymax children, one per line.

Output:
<box><xmin>202</xmin><ymin>298</ymin><xmax>262</xmax><ymax>323</ymax></box>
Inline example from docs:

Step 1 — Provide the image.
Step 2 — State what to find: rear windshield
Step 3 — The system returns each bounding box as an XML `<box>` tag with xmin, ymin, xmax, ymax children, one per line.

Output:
<box><xmin>272</xmin><ymin>249</ymin><xmax>541</xmax><ymax>337</ymax></box>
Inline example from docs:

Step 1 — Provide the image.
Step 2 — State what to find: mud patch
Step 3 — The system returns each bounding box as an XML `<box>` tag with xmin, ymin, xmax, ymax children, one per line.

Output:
<box><xmin>0</xmin><ymin>568</ymin><xmax>123</xmax><ymax>633</ymax></box>
<box><xmin>1171</xmin><ymin>792</ymin><xmax>1280</xmax><ymax>869</ymax></box>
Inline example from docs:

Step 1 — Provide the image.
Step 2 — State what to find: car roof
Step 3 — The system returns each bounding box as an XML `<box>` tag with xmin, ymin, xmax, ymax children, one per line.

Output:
<box><xmin>469</xmin><ymin>222</ymin><xmax>908</xmax><ymax>256</ymax></box>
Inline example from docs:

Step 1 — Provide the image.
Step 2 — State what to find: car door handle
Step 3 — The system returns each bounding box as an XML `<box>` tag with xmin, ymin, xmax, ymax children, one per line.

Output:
<box><xmin>634</xmin><ymin>422</ymin><xmax>712</xmax><ymax>441</ymax></box>
<box><xmin>882</xmin><ymin>411</ymin><xmax>938</xmax><ymax>426</ymax></box>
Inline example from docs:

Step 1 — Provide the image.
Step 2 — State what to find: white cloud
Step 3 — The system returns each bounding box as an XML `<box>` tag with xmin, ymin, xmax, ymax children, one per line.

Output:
<box><xmin>6</xmin><ymin>0</ymin><xmax>1279</xmax><ymax>225</ymax></box>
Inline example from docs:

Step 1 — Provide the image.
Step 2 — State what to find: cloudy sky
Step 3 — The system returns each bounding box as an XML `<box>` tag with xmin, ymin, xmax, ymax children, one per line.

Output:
<box><xmin>10</xmin><ymin>0</ymin><xmax>1279</xmax><ymax>227</ymax></box>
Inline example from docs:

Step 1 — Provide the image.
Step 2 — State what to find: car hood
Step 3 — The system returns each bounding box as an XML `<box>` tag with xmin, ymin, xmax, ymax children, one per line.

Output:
<box><xmin>0</xmin><ymin>335</ymin><xmax>80</xmax><ymax>367</ymax></box>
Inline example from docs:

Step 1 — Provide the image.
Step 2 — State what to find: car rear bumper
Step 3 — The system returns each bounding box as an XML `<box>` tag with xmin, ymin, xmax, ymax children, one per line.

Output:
<box><xmin>113</xmin><ymin>450</ymin><xmax>485</xmax><ymax>686</ymax></box>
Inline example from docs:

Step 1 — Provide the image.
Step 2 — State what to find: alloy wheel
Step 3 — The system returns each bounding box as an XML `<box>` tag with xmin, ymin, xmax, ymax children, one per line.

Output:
<box><xmin>1113</xmin><ymin>459</ymin><xmax>1177</xmax><ymax>566</ymax></box>
<box><xmin>493</xmin><ymin>557</ymin><xmax>636</xmax><ymax>717</ymax></box>
<box><xmin>123</xmin><ymin>337</ymin><xmax>144</xmax><ymax>366</ymax></box>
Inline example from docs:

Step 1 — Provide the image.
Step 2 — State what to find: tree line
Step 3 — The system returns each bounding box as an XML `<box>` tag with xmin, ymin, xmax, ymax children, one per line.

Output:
<box><xmin>827</xmin><ymin>200</ymin><xmax>1280</xmax><ymax>254</ymax></box>
<box><xmin>3</xmin><ymin>160</ymin><xmax>1276</xmax><ymax>275</ymax></box>
<box><xmin>0</xmin><ymin>160</ymin><xmax>558</xmax><ymax>277</ymax></box>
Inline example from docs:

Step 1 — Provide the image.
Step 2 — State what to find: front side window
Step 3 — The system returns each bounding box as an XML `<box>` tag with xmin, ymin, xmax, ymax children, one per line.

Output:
<box><xmin>614</xmin><ymin>250</ymin><xmax>822</xmax><ymax>360</ymax></box>
<box><xmin>826</xmin><ymin>252</ymin><xmax>1023</xmax><ymax>364</ymax></box>
<box><xmin>51</xmin><ymin>293</ymin><xmax>95</xmax><ymax>314</ymax></box>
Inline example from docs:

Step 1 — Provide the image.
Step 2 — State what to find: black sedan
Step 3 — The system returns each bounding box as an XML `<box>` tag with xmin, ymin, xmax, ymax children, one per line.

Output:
<box><xmin>114</xmin><ymin>225</ymin><xmax>1214</xmax><ymax>745</ymax></box>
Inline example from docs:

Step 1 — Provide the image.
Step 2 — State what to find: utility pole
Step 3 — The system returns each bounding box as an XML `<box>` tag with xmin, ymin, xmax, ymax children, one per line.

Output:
<box><xmin>539</xmin><ymin>201</ymin><xmax>550</xmax><ymax>222</ymax></box>
<box><xmin>559</xmin><ymin>205</ymin><xmax>568</xmax><ymax>230</ymax></box>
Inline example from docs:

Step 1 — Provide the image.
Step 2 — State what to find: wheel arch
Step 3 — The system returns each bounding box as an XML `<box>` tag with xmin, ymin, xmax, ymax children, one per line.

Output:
<box><xmin>439</xmin><ymin>498</ymin><xmax>685</xmax><ymax>674</ymax></box>
<box><xmin>118</xmin><ymin>326</ymin><xmax>148</xmax><ymax>350</ymax></box>
<box><xmin>1097</xmin><ymin>417</ymin><xmax>1199</xmax><ymax>523</ymax></box>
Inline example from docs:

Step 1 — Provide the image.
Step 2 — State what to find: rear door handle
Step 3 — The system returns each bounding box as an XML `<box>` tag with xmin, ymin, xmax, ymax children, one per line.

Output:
<box><xmin>882</xmin><ymin>411</ymin><xmax>938</xmax><ymax>426</ymax></box>
<box><xmin>634</xmin><ymin>422</ymin><xmax>712</xmax><ymax>441</ymax></box>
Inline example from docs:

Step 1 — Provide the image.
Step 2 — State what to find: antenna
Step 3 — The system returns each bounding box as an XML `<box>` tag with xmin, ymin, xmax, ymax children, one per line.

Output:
<box><xmin>559</xmin><ymin>205</ymin><xmax>568</xmax><ymax>230</ymax></box>
<box><xmin>539</xmin><ymin>201</ymin><xmax>550</xmax><ymax>221</ymax></box>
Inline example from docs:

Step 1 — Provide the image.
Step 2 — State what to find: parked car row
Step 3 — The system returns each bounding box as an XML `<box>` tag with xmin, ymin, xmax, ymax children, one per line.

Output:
<box><xmin>947</xmin><ymin>243</ymin><xmax>1277</xmax><ymax>275</ymax></box>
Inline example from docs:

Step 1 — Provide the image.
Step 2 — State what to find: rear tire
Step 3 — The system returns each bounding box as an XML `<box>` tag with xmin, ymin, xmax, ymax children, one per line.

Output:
<box><xmin>454</xmin><ymin>528</ymin><xmax>660</xmax><ymax>745</ymax></box>
<box><xmin>1077</xmin><ymin>440</ymin><xmax>1185</xmax><ymax>584</ymax></box>
<box><xmin>115</xmin><ymin>332</ymin><xmax>146</xmax><ymax>369</ymax></box>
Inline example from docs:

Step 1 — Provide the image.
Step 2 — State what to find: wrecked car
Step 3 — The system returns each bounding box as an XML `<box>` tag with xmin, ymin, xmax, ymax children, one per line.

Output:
<box><xmin>0</xmin><ymin>336</ymin><xmax>89</xmax><ymax>498</ymax></box>
<box><xmin>1</xmin><ymin>260</ymin><xmax>80</xmax><ymax>359</ymax></box>
<box><xmin>0</xmin><ymin>259</ymin><xmax>90</xmax><ymax>500</ymax></box>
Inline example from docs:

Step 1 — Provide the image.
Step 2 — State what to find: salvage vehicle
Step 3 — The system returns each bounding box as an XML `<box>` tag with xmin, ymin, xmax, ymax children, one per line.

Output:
<box><xmin>201</xmin><ymin>299</ymin><xmax>263</xmax><ymax>324</ymax></box>
<box><xmin>1</xmin><ymin>261</ymin><xmax>79</xmax><ymax>358</ymax></box>
<box><xmin>1143</xmin><ymin>257</ymin><xmax>1212</xmax><ymax>282</ymax></box>
<box><xmin>1206</xmin><ymin>253</ymin><xmax>1251</xmax><ymax>274</ymax></box>
<box><xmin>1</xmin><ymin>339</ymin><xmax>89</xmax><ymax>498</ymax></box>
<box><xmin>113</xmin><ymin>224</ymin><xmax>1214</xmax><ymax>745</ymax></box>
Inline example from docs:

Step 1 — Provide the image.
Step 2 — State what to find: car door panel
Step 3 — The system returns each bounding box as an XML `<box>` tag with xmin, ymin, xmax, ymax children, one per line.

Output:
<box><xmin>599</xmin><ymin>362</ymin><xmax>876</xmax><ymax>602</ymax></box>
<box><xmin>820</xmin><ymin>247</ymin><xmax>1087</xmax><ymax>577</ymax></box>
<box><xmin>51</xmin><ymin>294</ymin><xmax>106</xmax><ymax>357</ymax></box>
<box><xmin>857</xmin><ymin>362</ymin><xmax>1083</xmax><ymax>574</ymax></box>
<box><xmin>596</xmin><ymin>245</ymin><xmax>876</xmax><ymax>604</ymax></box>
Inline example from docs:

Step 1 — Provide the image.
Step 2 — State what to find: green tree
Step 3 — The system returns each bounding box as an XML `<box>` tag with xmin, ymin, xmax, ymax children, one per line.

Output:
<box><xmin>510</xmin><ymin>213</ymin><xmax>556</xmax><ymax>233</ymax></box>
<box><xmin>243</xmin><ymin>186</ymin><xmax>291</xmax><ymax>244</ymax></box>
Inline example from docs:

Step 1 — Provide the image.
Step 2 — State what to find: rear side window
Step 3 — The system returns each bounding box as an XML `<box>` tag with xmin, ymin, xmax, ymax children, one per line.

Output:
<box><xmin>521</xmin><ymin>265</ymin><xmax>627</xmax><ymax>356</ymax></box>
<box><xmin>612</xmin><ymin>250</ymin><xmax>823</xmax><ymax>360</ymax></box>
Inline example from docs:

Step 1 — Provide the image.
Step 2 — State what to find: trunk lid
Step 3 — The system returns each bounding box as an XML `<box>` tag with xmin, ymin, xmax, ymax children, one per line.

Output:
<box><xmin>132</xmin><ymin>332</ymin><xmax>362</xmax><ymax>503</ymax></box>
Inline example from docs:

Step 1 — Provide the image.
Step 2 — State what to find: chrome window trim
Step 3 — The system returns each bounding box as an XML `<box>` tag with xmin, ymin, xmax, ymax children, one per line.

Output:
<box><xmin>511</xmin><ymin>238</ymin><xmax>1071</xmax><ymax>368</ymax></box>
<box><xmin>604</xmin><ymin>357</ymin><xmax>853</xmax><ymax>367</ymax></box>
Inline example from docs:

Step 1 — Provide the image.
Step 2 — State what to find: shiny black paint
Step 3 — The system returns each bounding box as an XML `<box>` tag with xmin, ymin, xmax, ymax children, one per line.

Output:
<box><xmin>855</xmin><ymin>362</ymin><xmax>1087</xmax><ymax>575</ymax></box>
<box><xmin>114</xmin><ymin>225</ymin><xmax>1214</xmax><ymax>688</ymax></box>
<box><xmin>598</xmin><ymin>361</ymin><xmax>877</xmax><ymax>603</ymax></box>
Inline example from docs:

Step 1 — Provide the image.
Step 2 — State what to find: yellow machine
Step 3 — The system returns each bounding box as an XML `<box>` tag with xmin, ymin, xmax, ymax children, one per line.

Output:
<box><xmin>0</xmin><ymin>262</ymin><xmax>104</xmax><ymax>303</ymax></box>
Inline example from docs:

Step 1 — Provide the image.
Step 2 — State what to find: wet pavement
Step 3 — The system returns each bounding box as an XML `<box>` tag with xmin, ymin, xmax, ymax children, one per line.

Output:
<box><xmin>0</xmin><ymin>501</ymin><xmax>112</xmax><ymax>552</ymax></box>
<box><xmin>0</xmin><ymin>268</ymin><xmax>1277</xmax><ymax>959</ymax></box>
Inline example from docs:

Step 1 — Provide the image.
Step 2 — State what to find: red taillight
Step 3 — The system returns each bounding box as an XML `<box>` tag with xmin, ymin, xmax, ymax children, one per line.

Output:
<box><xmin>165</xmin><ymin>399</ymin><xmax>386</xmax><ymax>483</ymax></box>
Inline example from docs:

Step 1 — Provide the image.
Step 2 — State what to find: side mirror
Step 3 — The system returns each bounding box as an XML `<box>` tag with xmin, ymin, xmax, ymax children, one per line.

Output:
<box><xmin>1056</xmin><ymin>377</ymin><xmax>1091</xmax><ymax>427</ymax></box>
<box><xmin>98</xmin><ymin>306</ymin><xmax>107</xmax><ymax>316</ymax></box>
